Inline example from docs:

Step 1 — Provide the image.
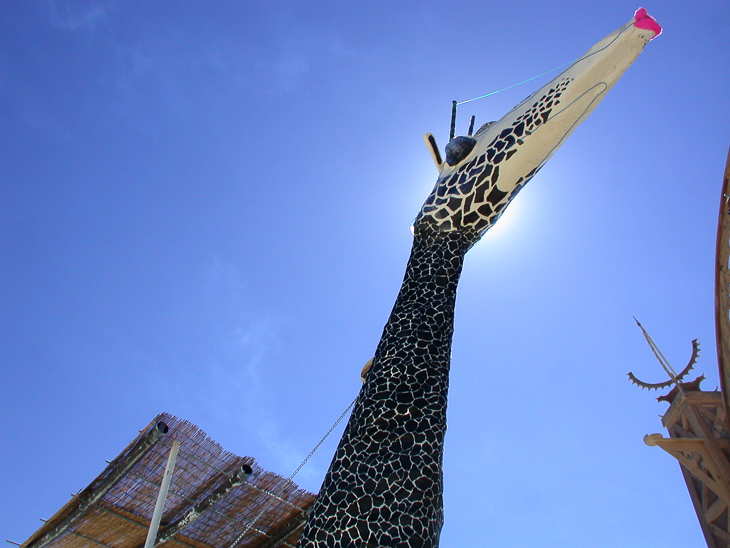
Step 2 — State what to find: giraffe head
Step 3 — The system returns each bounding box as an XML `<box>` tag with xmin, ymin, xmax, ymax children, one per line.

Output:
<box><xmin>413</xmin><ymin>8</ymin><xmax>661</xmax><ymax>243</ymax></box>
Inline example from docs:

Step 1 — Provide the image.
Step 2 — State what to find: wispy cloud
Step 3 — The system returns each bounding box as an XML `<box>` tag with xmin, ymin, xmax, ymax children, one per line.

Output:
<box><xmin>197</xmin><ymin>258</ymin><xmax>323</xmax><ymax>482</ymax></box>
<box><xmin>112</xmin><ymin>44</ymin><xmax>153</xmax><ymax>92</ymax></box>
<box><xmin>44</xmin><ymin>0</ymin><xmax>114</xmax><ymax>34</ymax></box>
<box><xmin>269</xmin><ymin>30</ymin><xmax>358</xmax><ymax>95</ymax></box>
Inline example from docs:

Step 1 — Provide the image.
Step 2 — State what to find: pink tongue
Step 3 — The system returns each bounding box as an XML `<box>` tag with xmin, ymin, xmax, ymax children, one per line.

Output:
<box><xmin>633</xmin><ymin>7</ymin><xmax>662</xmax><ymax>39</ymax></box>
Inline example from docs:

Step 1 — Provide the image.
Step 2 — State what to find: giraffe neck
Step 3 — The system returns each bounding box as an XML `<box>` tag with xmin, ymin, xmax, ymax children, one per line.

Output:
<box><xmin>298</xmin><ymin>229</ymin><xmax>472</xmax><ymax>548</ymax></box>
<box><xmin>296</xmin><ymin>11</ymin><xmax>661</xmax><ymax>545</ymax></box>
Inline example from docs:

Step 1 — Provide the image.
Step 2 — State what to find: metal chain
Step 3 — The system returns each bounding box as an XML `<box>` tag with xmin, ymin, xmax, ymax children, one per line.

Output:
<box><xmin>230</xmin><ymin>393</ymin><xmax>359</xmax><ymax>548</ymax></box>
<box><xmin>289</xmin><ymin>394</ymin><xmax>358</xmax><ymax>480</ymax></box>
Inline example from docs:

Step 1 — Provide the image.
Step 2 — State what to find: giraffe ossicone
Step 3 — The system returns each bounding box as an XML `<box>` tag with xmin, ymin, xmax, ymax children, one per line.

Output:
<box><xmin>296</xmin><ymin>9</ymin><xmax>660</xmax><ymax>548</ymax></box>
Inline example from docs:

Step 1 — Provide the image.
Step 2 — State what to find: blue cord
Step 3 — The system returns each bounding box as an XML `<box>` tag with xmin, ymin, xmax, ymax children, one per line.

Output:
<box><xmin>457</xmin><ymin>20</ymin><xmax>632</xmax><ymax>106</ymax></box>
<box><xmin>456</xmin><ymin>59</ymin><xmax>575</xmax><ymax>105</ymax></box>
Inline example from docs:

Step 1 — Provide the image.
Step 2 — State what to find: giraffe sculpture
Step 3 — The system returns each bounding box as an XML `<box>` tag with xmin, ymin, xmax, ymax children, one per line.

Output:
<box><xmin>297</xmin><ymin>9</ymin><xmax>661</xmax><ymax>547</ymax></box>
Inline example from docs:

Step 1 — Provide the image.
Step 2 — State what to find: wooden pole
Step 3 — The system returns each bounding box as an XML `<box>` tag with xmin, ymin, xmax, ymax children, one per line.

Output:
<box><xmin>144</xmin><ymin>440</ymin><xmax>180</xmax><ymax>548</ymax></box>
<box><xmin>23</xmin><ymin>421</ymin><xmax>169</xmax><ymax>548</ymax></box>
<box><xmin>449</xmin><ymin>100</ymin><xmax>457</xmax><ymax>141</ymax></box>
<box><xmin>154</xmin><ymin>464</ymin><xmax>252</xmax><ymax>546</ymax></box>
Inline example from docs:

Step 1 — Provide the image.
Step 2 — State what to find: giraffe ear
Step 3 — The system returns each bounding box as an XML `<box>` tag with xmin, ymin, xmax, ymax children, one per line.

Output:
<box><xmin>361</xmin><ymin>358</ymin><xmax>373</xmax><ymax>383</ymax></box>
<box><xmin>423</xmin><ymin>133</ymin><xmax>443</xmax><ymax>170</ymax></box>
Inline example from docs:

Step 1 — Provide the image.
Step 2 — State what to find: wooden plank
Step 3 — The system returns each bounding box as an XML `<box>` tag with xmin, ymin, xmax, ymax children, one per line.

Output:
<box><xmin>683</xmin><ymin>467</ymin><xmax>721</xmax><ymax>548</ymax></box>
<box><xmin>705</xmin><ymin>496</ymin><xmax>728</xmax><ymax>524</ymax></box>
<box><xmin>716</xmin><ymin>145</ymin><xmax>730</xmax><ymax>418</ymax></box>
<box><xmin>686</xmin><ymin>404</ymin><xmax>730</xmax><ymax>491</ymax></box>
<box><xmin>709</xmin><ymin>523</ymin><xmax>730</xmax><ymax>544</ymax></box>
<box><xmin>663</xmin><ymin>391</ymin><xmax>725</xmax><ymax>427</ymax></box>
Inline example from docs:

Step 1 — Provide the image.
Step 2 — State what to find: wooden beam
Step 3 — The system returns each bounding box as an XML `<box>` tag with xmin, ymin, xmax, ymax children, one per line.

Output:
<box><xmin>64</xmin><ymin>528</ymin><xmax>116</xmax><ymax>548</ymax></box>
<box><xmin>644</xmin><ymin>433</ymin><xmax>704</xmax><ymax>452</ymax></box>
<box><xmin>94</xmin><ymin>504</ymin><xmax>205</xmax><ymax>548</ymax></box>
<box><xmin>155</xmin><ymin>465</ymin><xmax>252</xmax><ymax>546</ymax></box>
<box><xmin>645</xmin><ymin>433</ymin><xmax>730</xmax><ymax>504</ymax></box>
<box><xmin>709</xmin><ymin>523</ymin><xmax>730</xmax><ymax>543</ymax></box>
<box><xmin>705</xmin><ymin>496</ymin><xmax>727</xmax><ymax>524</ymax></box>
<box><xmin>686</xmin><ymin>404</ymin><xmax>730</xmax><ymax>492</ymax></box>
<box><xmin>255</xmin><ymin>508</ymin><xmax>310</xmax><ymax>548</ymax></box>
<box><xmin>715</xmin><ymin>145</ymin><xmax>730</xmax><ymax>417</ymax></box>
<box><xmin>682</xmin><ymin>467</ymin><xmax>721</xmax><ymax>548</ymax></box>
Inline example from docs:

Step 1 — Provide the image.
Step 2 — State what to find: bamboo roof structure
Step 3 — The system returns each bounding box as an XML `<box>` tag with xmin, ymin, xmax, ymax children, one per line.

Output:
<box><xmin>20</xmin><ymin>413</ymin><xmax>316</xmax><ymax>548</ymax></box>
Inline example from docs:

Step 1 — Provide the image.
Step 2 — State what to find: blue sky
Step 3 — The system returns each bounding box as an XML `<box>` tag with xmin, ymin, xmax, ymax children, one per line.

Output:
<box><xmin>2</xmin><ymin>1</ymin><xmax>729</xmax><ymax>546</ymax></box>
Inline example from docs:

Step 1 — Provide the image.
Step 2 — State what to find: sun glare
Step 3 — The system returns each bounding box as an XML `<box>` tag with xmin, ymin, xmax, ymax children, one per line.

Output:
<box><xmin>465</xmin><ymin>183</ymin><xmax>547</xmax><ymax>266</ymax></box>
<box><xmin>483</xmin><ymin>195</ymin><xmax>524</xmax><ymax>239</ymax></box>
<box><xmin>404</xmin><ymin>174</ymin><xmax>535</xmax><ymax>247</ymax></box>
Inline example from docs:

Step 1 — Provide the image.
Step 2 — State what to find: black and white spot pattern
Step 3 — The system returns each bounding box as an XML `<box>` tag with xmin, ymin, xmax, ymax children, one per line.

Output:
<box><xmin>296</xmin><ymin>13</ymin><xmax>657</xmax><ymax>545</ymax></box>
<box><xmin>415</xmin><ymin>78</ymin><xmax>572</xmax><ymax>240</ymax></box>
<box><xmin>296</xmin><ymin>80</ymin><xmax>573</xmax><ymax>548</ymax></box>
<box><xmin>297</xmin><ymin>230</ymin><xmax>471</xmax><ymax>548</ymax></box>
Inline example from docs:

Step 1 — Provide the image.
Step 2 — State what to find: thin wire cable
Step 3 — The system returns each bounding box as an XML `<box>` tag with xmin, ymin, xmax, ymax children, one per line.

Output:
<box><xmin>457</xmin><ymin>60</ymin><xmax>575</xmax><ymax>105</ymax></box>
<box><xmin>229</xmin><ymin>393</ymin><xmax>359</xmax><ymax>548</ymax></box>
<box><xmin>238</xmin><ymin>20</ymin><xmax>639</xmax><ymax>546</ymax></box>
<box><xmin>457</xmin><ymin>20</ymin><xmax>633</xmax><ymax>106</ymax></box>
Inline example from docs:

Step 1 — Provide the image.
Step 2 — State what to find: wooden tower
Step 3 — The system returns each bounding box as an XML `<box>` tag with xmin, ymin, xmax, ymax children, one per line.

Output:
<box><xmin>645</xmin><ymin>388</ymin><xmax>730</xmax><ymax>546</ymax></box>
<box><xmin>631</xmin><ymin>147</ymin><xmax>730</xmax><ymax>547</ymax></box>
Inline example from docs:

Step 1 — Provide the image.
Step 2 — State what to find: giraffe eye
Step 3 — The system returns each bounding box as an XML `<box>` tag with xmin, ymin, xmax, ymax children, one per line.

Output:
<box><xmin>444</xmin><ymin>136</ymin><xmax>476</xmax><ymax>166</ymax></box>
